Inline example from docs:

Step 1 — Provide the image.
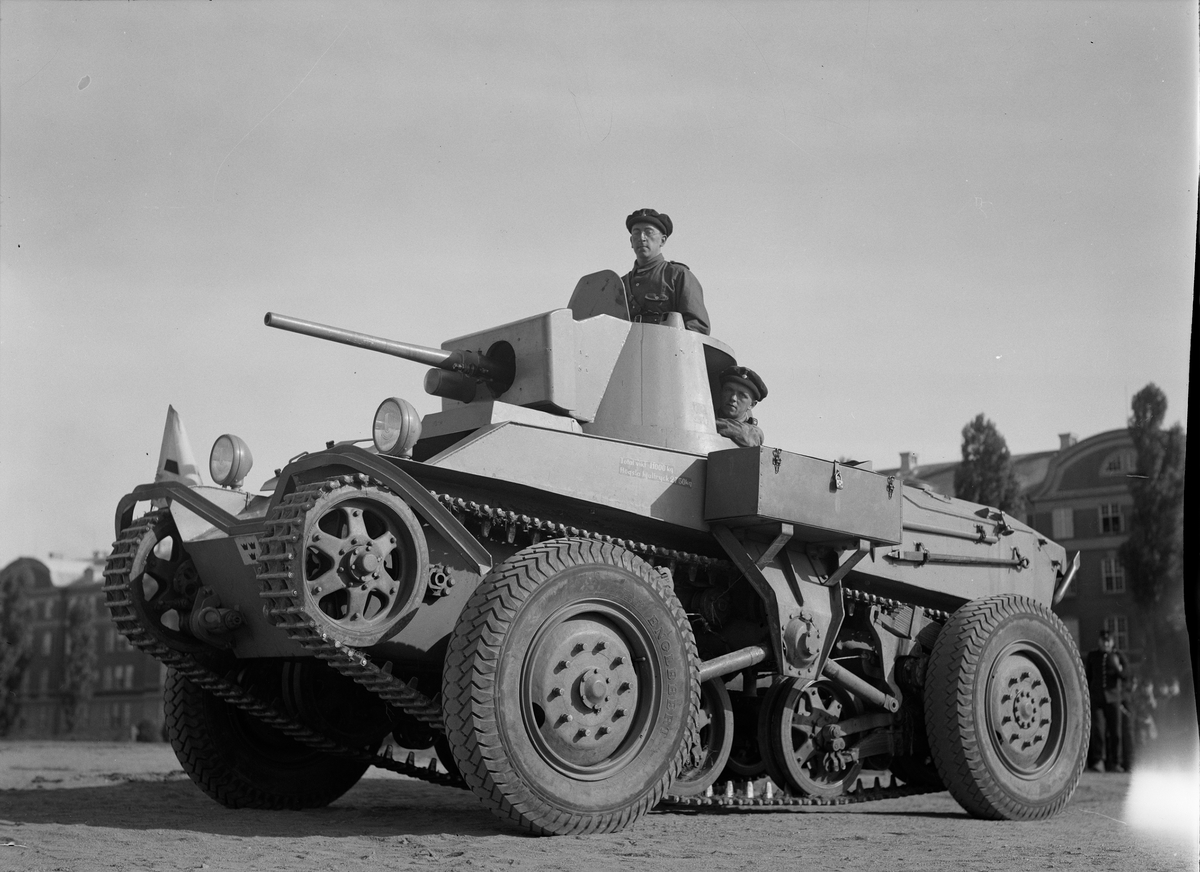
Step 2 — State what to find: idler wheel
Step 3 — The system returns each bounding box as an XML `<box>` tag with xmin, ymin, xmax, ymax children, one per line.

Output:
<box><xmin>119</xmin><ymin>510</ymin><xmax>210</xmax><ymax>655</ymax></box>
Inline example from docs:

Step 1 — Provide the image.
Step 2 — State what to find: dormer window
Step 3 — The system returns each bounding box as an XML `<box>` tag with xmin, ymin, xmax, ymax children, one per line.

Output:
<box><xmin>1100</xmin><ymin>449</ymin><xmax>1136</xmax><ymax>476</ymax></box>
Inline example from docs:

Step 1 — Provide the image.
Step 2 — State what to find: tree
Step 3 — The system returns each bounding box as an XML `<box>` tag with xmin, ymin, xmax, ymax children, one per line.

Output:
<box><xmin>61</xmin><ymin>596</ymin><xmax>98</xmax><ymax>733</ymax></box>
<box><xmin>953</xmin><ymin>413</ymin><xmax>1025</xmax><ymax>514</ymax></box>
<box><xmin>0</xmin><ymin>569</ymin><xmax>35</xmax><ymax>736</ymax></box>
<box><xmin>1119</xmin><ymin>384</ymin><xmax>1186</xmax><ymax>673</ymax></box>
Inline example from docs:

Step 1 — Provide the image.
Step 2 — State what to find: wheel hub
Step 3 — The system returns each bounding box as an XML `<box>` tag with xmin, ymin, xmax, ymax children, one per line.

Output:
<box><xmin>347</xmin><ymin>545</ymin><xmax>380</xmax><ymax>581</ymax></box>
<box><xmin>989</xmin><ymin>652</ymin><xmax>1055</xmax><ymax>772</ymax></box>
<box><xmin>528</xmin><ymin>617</ymin><xmax>640</xmax><ymax>769</ymax></box>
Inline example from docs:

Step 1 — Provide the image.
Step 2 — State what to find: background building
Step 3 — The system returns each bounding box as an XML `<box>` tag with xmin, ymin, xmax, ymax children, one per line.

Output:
<box><xmin>1024</xmin><ymin>430</ymin><xmax>1140</xmax><ymax>659</ymax></box>
<box><xmin>883</xmin><ymin>428</ymin><xmax>1142</xmax><ymax>662</ymax></box>
<box><xmin>0</xmin><ymin>554</ymin><xmax>166</xmax><ymax>740</ymax></box>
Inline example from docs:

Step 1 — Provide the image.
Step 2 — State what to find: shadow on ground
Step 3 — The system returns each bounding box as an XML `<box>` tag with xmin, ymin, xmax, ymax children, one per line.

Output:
<box><xmin>2</xmin><ymin>778</ymin><xmax>514</xmax><ymax>839</ymax></box>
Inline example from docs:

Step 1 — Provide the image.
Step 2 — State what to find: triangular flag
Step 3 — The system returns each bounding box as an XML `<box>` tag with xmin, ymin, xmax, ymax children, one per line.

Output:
<box><xmin>155</xmin><ymin>405</ymin><xmax>204</xmax><ymax>486</ymax></box>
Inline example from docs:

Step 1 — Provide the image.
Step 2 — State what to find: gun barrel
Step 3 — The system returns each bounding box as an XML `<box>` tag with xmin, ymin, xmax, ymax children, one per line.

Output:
<box><xmin>265</xmin><ymin>312</ymin><xmax>452</xmax><ymax>367</ymax></box>
<box><xmin>263</xmin><ymin>312</ymin><xmax>512</xmax><ymax>384</ymax></box>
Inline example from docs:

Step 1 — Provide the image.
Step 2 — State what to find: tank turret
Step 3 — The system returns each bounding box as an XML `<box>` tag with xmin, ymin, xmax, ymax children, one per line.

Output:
<box><xmin>267</xmin><ymin>306</ymin><xmax>739</xmax><ymax>456</ymax></box>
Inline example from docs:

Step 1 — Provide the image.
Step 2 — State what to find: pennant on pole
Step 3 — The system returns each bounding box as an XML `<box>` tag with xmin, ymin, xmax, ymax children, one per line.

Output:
<box><xmin>155</xmin><ymin>405</ymin><xmax>204</xmax><ymax>486</ymax></box>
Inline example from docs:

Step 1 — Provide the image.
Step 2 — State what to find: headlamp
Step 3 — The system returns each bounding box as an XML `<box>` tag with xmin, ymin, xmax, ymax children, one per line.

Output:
<box><xmin>209</xmin><ymin>434</ymin><xmax>253</xmax><ymax>489</ymax></box>
<box><xmin>373</xmin><ymin>397</ymin><xmax>422</xmax><ymax>457</ymax></box>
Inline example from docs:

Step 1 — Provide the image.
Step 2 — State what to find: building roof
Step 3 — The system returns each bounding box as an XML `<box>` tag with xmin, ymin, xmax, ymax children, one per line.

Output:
<box><xmin>0</xmin><ymin>555</ymin><xmax>106</xmax><ymax>590</ymax></box>
<box><xmin>878</xmin><ymin>448</ymin><xmax>1066</xmax><ymax>500</ymax></box>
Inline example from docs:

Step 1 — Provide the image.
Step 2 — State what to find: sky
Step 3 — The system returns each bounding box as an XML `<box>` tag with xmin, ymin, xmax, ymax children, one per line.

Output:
<box><xmin>1</xmin><ymin>0</ymin><xmax>1195</xmax><ymax>568</ymax></box>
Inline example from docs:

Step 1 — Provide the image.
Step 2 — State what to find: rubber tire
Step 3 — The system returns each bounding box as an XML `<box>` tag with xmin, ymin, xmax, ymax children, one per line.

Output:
<box><xmin>924</xmin><ymin>595</ymin><xmax>1088</xmax><ymax>820</ymax></box>
<box><xmin>165</xmin><ymin>668</ymin><xmax>369</xmax><ymax>809</ymax></box>
<box><xmin>719</xmin><ymin>691</ymin><xmax>767</xmax><ymax>782</ymax></box>
<box><xmin>442</xmin><ymin>538</ymin><xmax>699</xmax><ymax>835</ymax></box>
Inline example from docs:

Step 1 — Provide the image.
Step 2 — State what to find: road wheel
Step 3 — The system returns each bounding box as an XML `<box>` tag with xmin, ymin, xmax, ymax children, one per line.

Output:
<box><xmin>671</xmin><ymin>678</ymin><xmax>734</xmax><ymax>796</ymax></box>
<box><xmin>442</xmin><ymin>538</ymin><xmax>698</xmax><ymax>835</ymax></box>
<box><xmin>719</xmin><ymin>691</ymin><xmax>767</xmax><ymax>783</ymax></box>
<box><xmin>760</xmin><ymin>677</ymin><xmax>861</xmax><ymax>797</ymax></box>
<box><xmin>925</xmin><ymin>595</ymin><xmax>1087</xmax><ymax>820</ymax></box>
<box><xmin>165</xmin><ymin>665</ymin><xmax>369</xmax><ymax>809</ymax></box>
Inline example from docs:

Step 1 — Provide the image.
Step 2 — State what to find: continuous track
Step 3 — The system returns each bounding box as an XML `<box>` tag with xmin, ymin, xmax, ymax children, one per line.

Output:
<box><xmin>104</xmin><ymin>486</ymin><xmax>947</xmax><ymax>812</ymax></box>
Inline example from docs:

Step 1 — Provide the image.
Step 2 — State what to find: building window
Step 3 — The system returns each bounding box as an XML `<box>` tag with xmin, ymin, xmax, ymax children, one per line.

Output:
<box><xmin>102</xmin><ymin>666</ymin><xmax>113</xmax><ymax>691</ymax></box>
<box><xmin>1102</xmin><ymin>615</ymin><xmax>1129</xmax><ymax>651</ymax></box>
<box><xmin>109</xmin><ymin>702</ymin><xmax>132</xmax><ymax>727</ymax></box>
<box><xmin>1100</xmin><ymin>450</ymin><xmax>1137</xmax><ymax>476</ymax></box>
<box><xmin>38</xmin><ymin>670</ymin><xmax>49</xmax><ymax>696</ymax></box>
<box><xmin>1100</xmin><ymin>555</ymin><xmax>1126</xmax><ymax>594</ymax></box>
<box><xmin>41</xmin><ymin>631</ymin><xmax>52</xmax><ymax>657</ymax></box>
<box><xmin>123</xmin><ymin>665</ymin><xmax>135</xmax><ymax>690</ymax></box>
<box><xmin>1099</xmin><ymin>504</ymin><xmax>1124</xmax><ymax>534</ymax></box>
<box><xmin>1051</xmin><ymin>508</ymin><xmax>1075</xmax><ymax>540</ymax></box>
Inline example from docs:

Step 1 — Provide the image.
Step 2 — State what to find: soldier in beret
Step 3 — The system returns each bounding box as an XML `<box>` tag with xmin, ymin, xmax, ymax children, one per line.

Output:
<box><xmin>623</xmin><ymin>208</ymin><xmax>711</xmax><ymax>334</ymax></box>
<box><xmin>715</xmin><ymin>366</ymin><xmax>766</xmax><ymax>447</ymax></box>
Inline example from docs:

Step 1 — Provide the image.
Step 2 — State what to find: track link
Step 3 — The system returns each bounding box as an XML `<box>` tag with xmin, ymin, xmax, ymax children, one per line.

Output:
<box><xmin>661</xmin><ymin>775</ymin><xmax>941</xmax><ymax>811</ymax></box>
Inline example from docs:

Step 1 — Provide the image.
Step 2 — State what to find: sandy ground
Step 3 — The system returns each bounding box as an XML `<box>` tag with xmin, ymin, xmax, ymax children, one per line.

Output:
<box><xmin>1</xmin><ymin>740</ymin><xmax>1197</xmax><ymax>872</ymax></box>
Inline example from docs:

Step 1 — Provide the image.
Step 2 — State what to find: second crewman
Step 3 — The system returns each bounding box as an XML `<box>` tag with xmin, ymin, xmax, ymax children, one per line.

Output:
<box><xmin>715</xmin><ymin>365</ymin><xmax>767</xmax><ymax>447</ymax></box>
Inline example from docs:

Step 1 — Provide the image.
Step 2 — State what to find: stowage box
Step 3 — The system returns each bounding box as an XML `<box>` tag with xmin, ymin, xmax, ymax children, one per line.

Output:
<box><xmin>704</xmin><ymin>447</ymin><xmax>903</xmax><ymax>545</ymax></box>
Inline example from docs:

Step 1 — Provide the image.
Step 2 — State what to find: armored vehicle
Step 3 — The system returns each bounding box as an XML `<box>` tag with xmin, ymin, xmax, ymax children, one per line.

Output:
<box><xmin>104</xmin><ymin>271</ymin><xmax>1086</xmax><ymax>835</ymax></box>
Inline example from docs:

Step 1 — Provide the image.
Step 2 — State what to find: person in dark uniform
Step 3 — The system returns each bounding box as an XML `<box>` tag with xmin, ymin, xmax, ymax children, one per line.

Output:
<box><xmin>1085</xmin><ymin>629</ymin><xmax>1127</xmax><ymax>772</ymax></box>
<box><xmin>623</xmin><ymin>208</ymin><xmax>711</xmax><ymax>334</ymax></box>
<box><xmin>715</xmin><ymin>366</ymin><xmax>766</xmax><ymax>447</ymax></box>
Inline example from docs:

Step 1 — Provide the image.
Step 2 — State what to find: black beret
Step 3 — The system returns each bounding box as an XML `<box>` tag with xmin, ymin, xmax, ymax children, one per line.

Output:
<box><xmin>626</xmin><ymin>208</ymin><xmax>673</xmax><ymax>238</ymax></box>
<box><xmin>719</xmin><ymin>366</ymin><xmax>767</xmax><ymax>402</ymax></box>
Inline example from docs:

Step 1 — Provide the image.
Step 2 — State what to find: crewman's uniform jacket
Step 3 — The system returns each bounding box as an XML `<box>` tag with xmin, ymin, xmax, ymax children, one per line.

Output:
<box><xmin>622</xmin><ymin>255</ymin><xmax>710</xmax><ymax>334</ymax></box>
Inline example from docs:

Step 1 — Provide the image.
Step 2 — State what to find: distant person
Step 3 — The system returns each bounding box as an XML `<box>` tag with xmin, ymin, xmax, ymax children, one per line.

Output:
<box><xmin>1085</xmin><ymin>629</ymin><xmax>1127</xmax><ymax>772</ymax></box>
<box><xmin>622</xmin><ymin>208</ymin><xmax>710</xmax><ymax>334</ymax></box>
<box><xmin>1129</xmin><ymin>677</ymin><xmax>1158</xmax><ymax>748</ymax></box>
<box><xmin>715</xmin><ymin>366</ymin><xmax>766</xmax><ymax>447</ymax></box>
